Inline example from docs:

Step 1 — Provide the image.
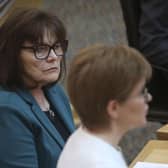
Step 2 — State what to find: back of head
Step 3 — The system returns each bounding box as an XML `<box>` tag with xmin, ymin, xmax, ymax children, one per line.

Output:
<box><xmin>0</xmin><ymin>8</ymin><xmax>67</xmax><ymax>89</ymax></box>
<box><xmin>67</xmin><ymin>44</ymin><xmax>152</xmax><ymax>131</ymax></box>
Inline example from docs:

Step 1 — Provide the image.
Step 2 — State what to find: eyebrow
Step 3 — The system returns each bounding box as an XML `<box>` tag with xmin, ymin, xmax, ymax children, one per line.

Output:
<box><xmin>36</xmin><ymin>41</ymin><xmax>60</xmax><ymax>46</ymax></box>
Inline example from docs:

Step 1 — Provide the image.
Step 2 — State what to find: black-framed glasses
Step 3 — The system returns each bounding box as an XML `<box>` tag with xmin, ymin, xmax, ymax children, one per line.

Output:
<box><xmin>21</xmin><ymin>40</ymin><xmax>68</xmax><ymax>60</ymax></box>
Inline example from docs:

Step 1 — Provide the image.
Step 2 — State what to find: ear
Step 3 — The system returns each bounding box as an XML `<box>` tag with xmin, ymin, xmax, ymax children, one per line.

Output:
<box><xmin>106</xmin><ymin>100</ymin><xmax>119</xmax><ymax>120</ymax></box>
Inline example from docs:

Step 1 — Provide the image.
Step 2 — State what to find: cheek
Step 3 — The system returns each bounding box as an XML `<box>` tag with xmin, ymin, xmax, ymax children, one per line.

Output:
<box><xmin>23</xmin><ymin>59</ymin><xmax>43</xmax><ymax>76</ymax></box>
<box><xmin>129</xmin><ymin>98</ymin><xmax>146</xmax><ymax>111</ymax></box>
<box><xmin>55</xmin><ymin>57</ymin><xmax>62</xmax><ymax>67</ymax></box>
<box><xmin>128</xmin><ymin>100</ymin><xmax>148</xmax><ymax>126</ymax></box>
<box><xmin>118</xmin><ymin>94</ymin><xmax>149</xmax><ymax>130</ymax></box>
<box><xmin>122</xmin><ymin>100</ymin><xmax>147</xmax><ymax>122</ymax></box>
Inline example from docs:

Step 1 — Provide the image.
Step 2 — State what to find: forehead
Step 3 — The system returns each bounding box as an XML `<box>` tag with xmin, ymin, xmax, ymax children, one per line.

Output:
<box><xmin>25</xmin><ymin>29</ymin><xmax>57</xmax><ymax>45</ymax></box>
<box><xmin>40</xmin><ymin>30</ymin><xmax>57</xmax><ymax>44</ymax></box>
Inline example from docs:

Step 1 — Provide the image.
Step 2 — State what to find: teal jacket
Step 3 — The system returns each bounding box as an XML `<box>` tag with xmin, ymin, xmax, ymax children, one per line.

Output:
<box><xmin>0</xmin><ymin>84</ymin><xmax>75</xmax><ymax>168</ymax></box>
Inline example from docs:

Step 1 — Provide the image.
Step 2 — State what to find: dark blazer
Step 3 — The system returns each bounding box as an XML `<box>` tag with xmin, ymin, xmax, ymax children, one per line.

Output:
<box><xmin>0</xmin><ymin>84</ymin><xmax>75</xmax><ymax>168</ymax></box>
<box><xmin>119</xmin><ymin>0</ymin><xmax>140</xmax><ymax>49</ymax></box>
<box><xmin>120</xmin><ymin>0</ymin><xmax>168</xmax><ymax>123</ymax></box>
<box><xmin>139</xmin><ymin>0</ymin><xmax>168</xmax><ymax>68</ymax></box>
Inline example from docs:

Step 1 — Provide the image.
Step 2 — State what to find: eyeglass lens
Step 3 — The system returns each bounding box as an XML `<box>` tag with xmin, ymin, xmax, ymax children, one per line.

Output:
<box><xmin>35</xmin><ymin>40</ymin><xmax>68</xmax><ymax>59</ymax></box>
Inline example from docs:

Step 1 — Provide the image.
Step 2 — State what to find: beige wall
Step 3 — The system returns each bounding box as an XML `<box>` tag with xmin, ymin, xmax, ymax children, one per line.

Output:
<box><xmin>0</xmin><ymin>0</ymin><xmax>42</xmax><ymax>25</ymax></box>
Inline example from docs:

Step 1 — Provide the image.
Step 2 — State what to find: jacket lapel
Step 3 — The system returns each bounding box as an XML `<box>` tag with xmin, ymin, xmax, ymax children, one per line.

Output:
<box><xmin>16</xmin><ymin>88</ymin><xmax>65</xmax><ymax>148</ymax></box>
<box><xmin>45</xmin><ymin>86</ymin><xmax>75</xmax><ymax>133</ymax></box>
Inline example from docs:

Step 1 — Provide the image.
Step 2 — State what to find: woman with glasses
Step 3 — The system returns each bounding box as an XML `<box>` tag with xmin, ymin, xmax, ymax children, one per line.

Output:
<box><xmin>0</xmin><ymin>8</ymin><xmax>75</xmax><ymax>168</ymax></box>
<box><xmin>58</xmin><ymin>44</ymin><xmax>152</xmax><ymax>168</ymax></box>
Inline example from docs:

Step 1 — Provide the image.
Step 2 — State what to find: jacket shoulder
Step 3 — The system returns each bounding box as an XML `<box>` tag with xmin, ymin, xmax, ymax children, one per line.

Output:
<box><xmin>0</xmin><ymin>89</ymin><xmax>22</xmax><ymax>106</ymax></box>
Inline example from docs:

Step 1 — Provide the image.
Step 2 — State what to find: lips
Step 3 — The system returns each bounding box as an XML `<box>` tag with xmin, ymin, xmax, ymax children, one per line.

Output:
<box><xmin>43</xmin><ymin>67</ymin><xmax>59</xmax><ymax>72</ymax></box>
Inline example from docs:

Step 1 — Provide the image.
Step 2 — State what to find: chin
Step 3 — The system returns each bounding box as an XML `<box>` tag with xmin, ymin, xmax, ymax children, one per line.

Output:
<box><xmin>137</xmin><ymin>119</ymin><xmax>148</xmax><ymax>128</ymax></box>
<box><xmin>129</xmin><ymin>120</ymin><xmax>147</xmax><ymax>131</ymax></box>
<box><xmin>46</xmin><ymin>78</ymin><xmax>58</xmax><ymax>84</ymax></box>
<box><xmin>39</xmin><ymin>78</ymin><xmax>58</xmax><ymax>86</ymax></box>
<box><xmin>47</xmin><ymin>75</ymin><xmax>60</xmax><ymax>82</ymax></box>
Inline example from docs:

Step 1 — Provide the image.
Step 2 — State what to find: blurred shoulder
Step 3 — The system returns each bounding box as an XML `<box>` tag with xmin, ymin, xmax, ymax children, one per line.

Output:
<box><xmin>49</xmin><ymin>84</ymin><xmax>69</xmax><ymax>100</ymax></box>
<box><xmin>0</xmin><ymin>87</ymin><xmax>25</xmax><ymax>109</ymax></box>
<box><xmin>51</xmin><ymin>84</ymin><xmax>66</xmax><ymax>94</ymax></box>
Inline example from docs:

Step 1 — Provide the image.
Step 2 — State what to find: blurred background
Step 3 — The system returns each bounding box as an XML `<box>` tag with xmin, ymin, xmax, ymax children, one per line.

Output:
<box><xmin>0</xmin><ymin>0</ymin><xmax>162</xmax><ymax>164</ymax></box>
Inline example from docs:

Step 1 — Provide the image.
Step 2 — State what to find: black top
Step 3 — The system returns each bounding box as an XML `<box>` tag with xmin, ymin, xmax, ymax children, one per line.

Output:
<box><xmin>44</xmin><ymin>108</ymin><xmax>70</xmax><ymax>141</ymax></box>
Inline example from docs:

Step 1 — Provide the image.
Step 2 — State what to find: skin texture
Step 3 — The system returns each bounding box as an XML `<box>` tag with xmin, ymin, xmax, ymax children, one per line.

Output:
<box><xmin>20</xmin><ymin>33</ymin><xmax>62</xmax><ymax>88</ymax></box>
<box><xmin>93</xmin><ymin>79</ymin><xmax>152</xmax><ymax>147</ymax></box>
<box><xmin>114</xmin><ymin>79</ymin><xmax>152</xmax><ymax>132</ymax></box>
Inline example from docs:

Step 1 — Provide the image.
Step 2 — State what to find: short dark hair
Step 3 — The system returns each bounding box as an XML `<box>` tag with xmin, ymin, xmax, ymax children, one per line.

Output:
<box><xmin>0</xmin><ymin>8</ymin><xmax>67</xmax><ymax>89</ymax></box>
<box><xmin>67</xmin><ymin>44</ymin><xmax>152</xmax><ymax>131</ymax></box>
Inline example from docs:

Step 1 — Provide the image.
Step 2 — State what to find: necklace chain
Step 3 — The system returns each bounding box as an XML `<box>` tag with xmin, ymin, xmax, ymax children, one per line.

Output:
<box><xmin>48</xmin><ymin>109</ymin><xmax>55</xmax><ymax>118</ymax></box>
<box><xmin>43</xmin><ymin>104</ymin><xmax>55</xmax><ymax>118</ymax></box>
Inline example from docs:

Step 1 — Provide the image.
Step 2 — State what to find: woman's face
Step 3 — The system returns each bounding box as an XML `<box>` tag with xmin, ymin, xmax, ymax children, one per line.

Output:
<box><xmin>20</xmin><ymin>33</ymin><xmax>63</xmax><ymax>87</ymax></box>
<box><xmin>116</xmin><ymin>79</ymin><xmax>152</xmax><ymax>131</ymax></box>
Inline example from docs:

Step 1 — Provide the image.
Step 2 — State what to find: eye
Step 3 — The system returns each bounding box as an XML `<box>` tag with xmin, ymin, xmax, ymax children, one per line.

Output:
<box><xmin>36</xmin><ymin>45</ymin><xmax>48</xmax><ymax>52</ymax></box>
<box><xmin>140</xmin><ymin>87</ymin><xmax>148</xmax><ymax>96</ymax></box>
<box><xmin>54</xmin><ymin>43</ymin><xmax>62</xmax><ymax>50</ymax></box>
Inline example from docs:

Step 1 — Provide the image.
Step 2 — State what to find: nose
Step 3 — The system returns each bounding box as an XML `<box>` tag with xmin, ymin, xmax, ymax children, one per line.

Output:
<box><xmin>47</xmin><ymin>49</ymin><xmax>60</xmax><ymax>62</ymax></box>
<box><xmin>48</xmin><ymin>49</ymin><xmax>58</xmax><ymax>59</ymax></box>
<box><xmin>146</xmin><ymin>92</ymin><xmax>152</xmax><ymax>103</ymax></box>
